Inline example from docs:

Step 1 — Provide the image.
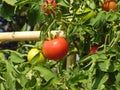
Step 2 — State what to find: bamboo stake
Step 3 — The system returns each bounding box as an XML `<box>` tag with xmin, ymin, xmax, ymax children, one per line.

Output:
<box><xmin>0</xmin><ymin>31</ymin><xmax>65</xmax><ymax>41</ymax></box>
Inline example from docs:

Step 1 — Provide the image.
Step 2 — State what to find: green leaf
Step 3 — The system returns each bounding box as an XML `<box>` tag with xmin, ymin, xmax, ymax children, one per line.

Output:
<box><xmin>28</xmin><ymin>5</ymin><xmax>45</xmax><ymax>25</ymax></box>
<box><xmin>115</xmin><ymin>72</ymin><xmax>120</xmax><ymax>84</ymax></box>
<box><xmin>106</xmin><ymin>11</ymin><xmax>118</xmax><ymax>21</ymax></box>
<box><xmin>25</xmin><ymin>76</ymin><xmax>37</xmax><ymax>89</ymax></box>
<box><xmin>90</xmin><ymin>11</ymin><xmax>106</xmax><ymax>27</ymax></box>
<box><xmin>92</xmin><ymin>73</ymin><xmax>109</xmax><ymax>89</ymax></box>
<box><xmin>86</xmin><ymin>0</ymin><xmax>96</xmax><ymax>9</ymax></box>
<box><xmin>0</xmin><ymin>3</ymin><xmax>15</xmax><ymax>21</ymax></box>
<box><xmin>98</xmin><ymin>60</ymin><xmax>110</xmax><ymax>72</ymax></box>
<box><xmin>9</xmin><ymin>51</ymin><xmax>25</xmax><ymax>63</ymax></box>
<box><xmin>2</xmin><ymin>0</ymin><xmax>17</xmax><ymax>6</ymax></box>
<box><xmin>0</xmin><ymin>61</ymin><xmax>6</xmax><ymax>72</ymax></box>
<box><xmin>33</xmin><ymin>65</ymin><xmax>59</xmax><ymax>83</ymax></box>
<box><xmin>15</xmin><ymin>76</ymin><xmax>27</xmax><ymax>89</ymax></box>
<box><xmin>0</xmin><ymin>52</ymin><xmax>5</xmax><ymax>61</ymax></box>
<box><xmin>4</xmin><ymin>71</ymin><xmax>16</xmax><ymax>90</ymax></box>
<box><xmin>58</xmin><ymin>0</ymin><xmax>70</xmax><ymax>7</ymax></box>
<box><xmin>0</xmin><ymin>83</ymin><xmax>5</xmax><ymax>90</ymax></box>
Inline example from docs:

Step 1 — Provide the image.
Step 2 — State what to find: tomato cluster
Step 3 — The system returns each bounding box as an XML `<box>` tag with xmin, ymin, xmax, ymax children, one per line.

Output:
<box><xmin>102</xmin><ymin>0</ymin><xmax>118</xmax><ymax>12</ymax></box>
<box><xmin>42</xmin><ymin>0</ymin><xmax>57</xmax><ymax>14</ymax></box>
<box><xmin>27</xmin><ymin>37</ymin><xmax>69</xmax><ymax>62</ymax></box>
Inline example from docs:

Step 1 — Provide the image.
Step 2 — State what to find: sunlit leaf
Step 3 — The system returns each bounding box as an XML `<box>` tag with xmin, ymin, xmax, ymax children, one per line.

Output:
<box><xmin>2</xmin><ymin>0</ymin><xmax>17</xmax><ymax>6</ymax></box>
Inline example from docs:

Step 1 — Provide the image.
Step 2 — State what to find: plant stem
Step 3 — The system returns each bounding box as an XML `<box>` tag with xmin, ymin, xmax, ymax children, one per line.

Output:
<box><xmin>45</xmin><ymin>19</ymin><xmax>56</xmax><ymax>40</ymax></box>
<box><xmin>109</xmin><ymin>31</ymin><xmax>120</xmax><ymax>49</ymax></box>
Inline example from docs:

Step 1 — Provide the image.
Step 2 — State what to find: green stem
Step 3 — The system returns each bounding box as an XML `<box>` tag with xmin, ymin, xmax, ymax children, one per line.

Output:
<box><xmin>82</xmin><ymin>60</ymin><xmax>92</xmax><ymax>69</ymax></box>
<box><xmin>45</xmin><ymin>19</ymin><xmax>56</xmax><ymax>40</ymax></box>
<box><xmin>103</xmin><ymin>34</ymin><xmax>109</xmax><ymax>53</ymax></box>
<box><xmin>109</xmin><ymin>31</ymin><xmax>120</xmax><ymax>49</ymax></box>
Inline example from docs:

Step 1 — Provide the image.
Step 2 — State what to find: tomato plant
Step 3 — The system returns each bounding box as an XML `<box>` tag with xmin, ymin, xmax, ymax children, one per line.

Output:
<box><xmin>0</xmin><ymin>0</ymin><xmax>120</xmax><ymax>90</ymax></box>
<box><xmin>42</xmin><ymin>37</ymin><xmax>69</xmax><ymax>60</ymax></box>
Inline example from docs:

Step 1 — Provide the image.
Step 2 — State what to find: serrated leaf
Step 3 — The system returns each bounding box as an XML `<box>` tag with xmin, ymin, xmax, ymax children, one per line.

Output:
<box><xmin>2</xmin><ymin>0</ymin><xmax>17</xmax><ymax>6</ymax></box>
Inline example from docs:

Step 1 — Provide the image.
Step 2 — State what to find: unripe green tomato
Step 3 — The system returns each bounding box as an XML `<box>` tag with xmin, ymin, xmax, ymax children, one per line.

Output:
<box><xmin>27</xmin><ymin>48</ymin><xmax>46</xmax><ymax>63</ymax></box>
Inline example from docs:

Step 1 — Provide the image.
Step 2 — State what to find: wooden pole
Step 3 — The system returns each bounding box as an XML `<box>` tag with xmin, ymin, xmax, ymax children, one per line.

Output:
<box><xmin>0</xmin><ymin>31</ymin><xmax>65</xmax><ymax>41</ymax></box>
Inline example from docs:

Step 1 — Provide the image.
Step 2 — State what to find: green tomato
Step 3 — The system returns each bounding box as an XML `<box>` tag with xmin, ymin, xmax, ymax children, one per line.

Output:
<box><xmin>27</xmin><ymin>48</ymin><xmax>46</xmax><ymax>63</ymax></box>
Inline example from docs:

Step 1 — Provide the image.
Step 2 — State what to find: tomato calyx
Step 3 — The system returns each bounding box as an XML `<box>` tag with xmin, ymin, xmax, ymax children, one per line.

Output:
<box><xmin>42</xmin><ymin>0</ymin><xmax>57</xmax><ymax>14</ymax></box>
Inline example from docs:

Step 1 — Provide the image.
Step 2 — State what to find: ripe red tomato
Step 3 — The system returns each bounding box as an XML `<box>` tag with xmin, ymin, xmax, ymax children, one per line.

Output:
<box><xmin>42</xmin><ymin>37</ymin><xmax>69</xmax><ymax>60</ymax></box>
<box><xmin>42</xmin><ymin>0</ymin><xmax>57</xmax><ymax>14</ymax></box>
<box><xmin>89</xmin><ymin>45</ymin><xmax>99</xmax><ymax>54</ymax></box>
<box><xmin>102</xmin><ymin>0</ymin><xmax>118</xmax><ymax>12</ymax></box>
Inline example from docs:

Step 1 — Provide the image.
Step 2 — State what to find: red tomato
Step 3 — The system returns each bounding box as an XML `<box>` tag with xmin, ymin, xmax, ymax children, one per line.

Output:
<box><xmin>89</xmin><ymin>45</ymin><xmax>99</xmax><ymax>54</ymax></box>
<box><xmin>102</xmin><ymin>0</ymin><xmax>118</xmax><ymax>12</ymax></box>
<box><xmin>42</xmin><ymin>37</ymin><xmax>69</xmax><ymax>60</ymax></box>
<box><xmin>42</xmin><ymin>0</ymin><xmax>57</xmax><ymax>14</ymax></box>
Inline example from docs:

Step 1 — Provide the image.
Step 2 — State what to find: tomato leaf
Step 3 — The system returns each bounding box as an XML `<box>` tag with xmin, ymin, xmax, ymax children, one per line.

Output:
<box><xmin>25</xmin><ymin>76</ymin><xmax>37</xmax><ymax>89</ymax></box>
<box><xmin>98</xmin><ymin>60</ymin><xmax>110</xmax><ymax>72</ymax></box>
<box><xmin>0</xmin><ymin>83</ymin><xmax>5</xmax><ymax>90</ymax></box>
<box><xmin>28</xmin><ymin>5</ymin><xmax>45</xmax><ymax>25</ymax></box>
<box><xmin>3</xmin><ymin>61</ymin><xmax>18</xmax><ymax>90</ymax></box>
<box><xmin>92</xmin><ymin>73</ymin><xmax>109</xmax><ymax>89</ymax></box>
<box><xmin>33</xmin><ymin>65</ymin><xmax>59</xmax><ymax>83</ymax></box>
<box><xmin>2</xmin><ymin>0</ymin><xmax>17</xmax><ymax>6</ymax></box>
<box><xmin>0</xmin><ymin>3</ymin><xmax>14</xmax><ymax>21</ymax></box>
<box><xmin>8</xmin><ymin>51</ymin><xmax>25</xmax><ymax>63</ymax></box>
<box><xmin>58</xmin><ymin>0</ymin><xmax>70</xmax><ymax>7</ymax></box>
<box><xmin>0</xmin><ymin>52</ymin><xmax>5</xmax><ymax>60</ymax></box>
<box><xmin>86</xmin><ymin>0</ymin><xmax>96</xmax><ymax>9</ymax></box>
<box><xmin>106</xmin><ymin>11</ymin><xmax>118</xmax><ymax>21</ymax></box>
